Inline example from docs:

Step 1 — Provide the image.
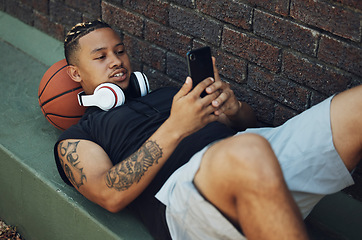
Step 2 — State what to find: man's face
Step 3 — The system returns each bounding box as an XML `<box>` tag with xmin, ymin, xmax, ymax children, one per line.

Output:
<box><xmin>73</xmin><ymin>27</ymin><xmax>132</xmax><ymax>94</ymax></box>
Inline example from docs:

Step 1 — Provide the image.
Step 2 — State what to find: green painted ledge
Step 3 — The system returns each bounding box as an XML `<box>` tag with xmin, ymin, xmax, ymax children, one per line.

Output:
<box><xmin>0</xmin><ymin>11</ymin><xmax>63</xmax><ymax>66</ymax></box>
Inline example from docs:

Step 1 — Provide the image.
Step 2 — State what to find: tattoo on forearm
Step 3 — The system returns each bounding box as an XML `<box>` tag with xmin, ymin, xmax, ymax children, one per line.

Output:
<box><xmin>58</xmin><ymin>141</ymin><xmax>87</xmax><ymax>189</ymax></box>
<box><xmin>105</xmin><ymin>140</ymin><xmax>163</xmax><ymax>191</ymax></box>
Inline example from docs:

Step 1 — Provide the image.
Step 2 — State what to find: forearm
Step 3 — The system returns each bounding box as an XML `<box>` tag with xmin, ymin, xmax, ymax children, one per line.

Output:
<box><xmin>100</xmin><ymin>119</ymin><xmax>185</xmax><ymax>211</ymax></box>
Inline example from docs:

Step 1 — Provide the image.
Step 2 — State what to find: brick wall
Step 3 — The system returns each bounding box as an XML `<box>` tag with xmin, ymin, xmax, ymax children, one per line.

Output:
<box><xmin>1</xmin><ymin>0</ymin><xmax>361</xmax><ymax>126</ymax></box>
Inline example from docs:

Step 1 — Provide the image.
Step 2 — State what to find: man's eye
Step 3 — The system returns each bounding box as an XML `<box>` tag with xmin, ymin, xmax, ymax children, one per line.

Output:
<box><xmin>95</xmin><ymin>55</ymin><xmax>105</xmax><ymax>60</ymax></box>
<box><xmin>116</xmin><ymin>50</ymin><xmax>124</xmax><ymax>55</ymax></box>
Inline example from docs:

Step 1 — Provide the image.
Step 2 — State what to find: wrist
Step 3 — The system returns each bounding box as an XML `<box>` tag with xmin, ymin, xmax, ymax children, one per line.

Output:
<box><xmin>162</xmin><ymin>118</ymin><xmax>187</xmax><ymax>143</ymax></box>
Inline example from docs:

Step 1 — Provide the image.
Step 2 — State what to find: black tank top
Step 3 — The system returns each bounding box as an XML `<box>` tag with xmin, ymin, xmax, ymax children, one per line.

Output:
<box><xmin>54</xmin><ymin>87</ymin><xmax>236</xmax><ymax>239</ymax></box>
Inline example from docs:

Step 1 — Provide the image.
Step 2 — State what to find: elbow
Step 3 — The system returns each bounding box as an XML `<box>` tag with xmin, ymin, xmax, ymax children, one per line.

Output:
<box><xmin>104</xmin><ymin>204</ymin><xmax>123</xmax><ymax>214</ymax></box>
<box><xmin>102</xmin><ymin>197</ymin><xmax>128</xmax><ymax>213</ymax></box>
<box><xmin>96</xmin><ymin>193</ymin><xmax>128</xmax><ymax>213</ymax></box>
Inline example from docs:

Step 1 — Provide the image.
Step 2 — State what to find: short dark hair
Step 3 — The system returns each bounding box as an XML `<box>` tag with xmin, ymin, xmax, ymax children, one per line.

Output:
<box><xmin>64</xmin><ymin>20</ymin><xmax>111</xmax><ymax>65</ymax></box>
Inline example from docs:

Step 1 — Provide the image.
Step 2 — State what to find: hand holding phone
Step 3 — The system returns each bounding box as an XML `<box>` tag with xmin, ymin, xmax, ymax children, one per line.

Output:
<box><xmin>186</xmin><ymin>46</ymin><xmax>214</xmax><ymax>97</ymax></box>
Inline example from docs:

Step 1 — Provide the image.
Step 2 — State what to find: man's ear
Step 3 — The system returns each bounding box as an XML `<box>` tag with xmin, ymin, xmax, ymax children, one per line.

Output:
<box><xmin>67</xmin><ymin>65</ymin><xmax>82</xmax><ymax>83</ymax></box>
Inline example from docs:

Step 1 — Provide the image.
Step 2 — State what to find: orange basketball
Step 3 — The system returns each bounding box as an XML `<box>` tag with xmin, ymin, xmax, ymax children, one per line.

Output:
<box><xmin>38</xmin><ymin>59</ymin><xmax>87</xmax><ymax>131</ymax></box>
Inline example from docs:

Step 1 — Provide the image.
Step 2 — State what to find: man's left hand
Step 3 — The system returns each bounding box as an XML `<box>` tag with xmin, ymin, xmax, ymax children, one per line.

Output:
<box><xmin>205</xmin><ymin>57</ymin><xmax>240</xmax><ymax>118</ymax></box>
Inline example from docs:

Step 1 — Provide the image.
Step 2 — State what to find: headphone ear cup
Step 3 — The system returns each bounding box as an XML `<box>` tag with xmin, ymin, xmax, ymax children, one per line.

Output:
<box><xmin>129</xmin><ymin>72</ymin><xmax>150</xmax><ymax>98</ymax></box>
<box><xmin>78</xmin><ymin>83</ymin><xmax>125</xmax><ymax>111</ymax></box>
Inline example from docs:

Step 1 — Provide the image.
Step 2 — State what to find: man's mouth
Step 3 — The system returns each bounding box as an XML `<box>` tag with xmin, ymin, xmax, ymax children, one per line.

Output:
<box><xmin>114</xmin><ymin>73</ymin><xmax>124</xmax><ymax>77</ymax></box>
<box><xmin>110</xmin><ymin>70</ymin><xmax>127</xmax><ymax>82</ymax></box>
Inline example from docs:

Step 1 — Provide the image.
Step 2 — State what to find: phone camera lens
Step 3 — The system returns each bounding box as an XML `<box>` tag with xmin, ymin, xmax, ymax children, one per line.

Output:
<box><xmin>189</xmin><ymin>53</ymin><xmax>196</xmax><ymax>61</ymax></box>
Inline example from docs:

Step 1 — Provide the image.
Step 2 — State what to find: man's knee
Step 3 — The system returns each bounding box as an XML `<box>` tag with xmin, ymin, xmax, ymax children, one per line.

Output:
<box><xmin>207</xmin><ymin>133</ymin><xmax>283</xmax><ymax>185</ymax></box>
<box><xmin>195</xmin><ymin>133</ymin><xmax>287</xmax><ymax>222</ymax></box>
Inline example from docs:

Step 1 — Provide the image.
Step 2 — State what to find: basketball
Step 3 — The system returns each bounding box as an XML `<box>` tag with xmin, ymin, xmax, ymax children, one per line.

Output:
<box><xmin>38</xmin><ymin>59</ymin><xmax>86</xmax><ymax>130</ymax></box>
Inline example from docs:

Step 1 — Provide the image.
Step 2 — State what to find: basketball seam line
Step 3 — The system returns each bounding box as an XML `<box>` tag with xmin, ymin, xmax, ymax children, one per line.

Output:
<box><xmin>38</xmin><ymin>64</ymin><xmax>68</xmax><ymax>98</ymax></box>
<box><xmin>45</xmin><ymin>113</ymin><xmax>84</xmax><ymax>118</ymax></box>
<box><xmin>40</xmin><ymin>86</ymin><xmax>83</xmax><ymax>107</ymax></box>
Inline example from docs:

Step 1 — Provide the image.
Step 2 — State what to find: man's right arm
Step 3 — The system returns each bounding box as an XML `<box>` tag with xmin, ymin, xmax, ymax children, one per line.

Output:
<box><xmin>57</xmin><ymin>136</ymin><xmax>170</xmax><ymax>213</ymax></box>
<box><xmin>57</xmin><ymin>77</ymin><xmax>220</xmax><ymax>212</ymax></box>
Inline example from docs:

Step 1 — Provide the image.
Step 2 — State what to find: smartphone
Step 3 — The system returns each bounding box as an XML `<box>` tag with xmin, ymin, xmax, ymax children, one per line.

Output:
<box><xmin>186</xmin><ymin>46</ymin><xmax>214</xmax><ymax>97</ymax></box>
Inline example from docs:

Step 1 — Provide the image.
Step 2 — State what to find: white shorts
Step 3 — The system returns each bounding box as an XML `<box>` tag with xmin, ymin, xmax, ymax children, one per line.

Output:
<box><xmin>155</xmin><ymin>96</ymin><xmax>354</xmax><ymax>240</ymax></box>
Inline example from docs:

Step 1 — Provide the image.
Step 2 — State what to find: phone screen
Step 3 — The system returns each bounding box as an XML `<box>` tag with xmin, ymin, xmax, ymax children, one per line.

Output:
<box><xmin>186</xmin><ymin>46</ymin><xmax>214</xmax><ymax>97</ymax></box>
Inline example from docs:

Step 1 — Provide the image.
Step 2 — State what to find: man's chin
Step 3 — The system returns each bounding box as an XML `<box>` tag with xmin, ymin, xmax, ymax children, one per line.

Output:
<box><xmin>114</xmin><ymin>80</ymin><xmax>129</xmax><ymax>91</ymax></box>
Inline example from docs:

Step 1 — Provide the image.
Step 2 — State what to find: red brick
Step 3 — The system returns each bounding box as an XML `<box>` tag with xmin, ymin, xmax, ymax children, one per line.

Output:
<box><xmin>273</xmin><ymin>104</ymin><xmax>298</xmax><ymax>126</ymax></box>
<box><xmin>123</xmin><ymin>35</ymin><xmax>146</xmax><ymax>66</ymax></box>
<box><xmin>248</xmin><ymin>65</ymin><xmax>309</xmax><ymax>111</ymax></box>
<box><xmin>222</xmin><ymin>27</ymin><xmax>281</xmax><ymax>72</ymax></box>
<box><xmin>169</xmin><ymin>5</ymin><xmax>222</xmax><ymax>46</ymax></box>
<box><xmin>191</xmin><ymin>40</ymin><xmax>209</xmax><ymax>50</ymax></box>
<box><xmin>197</xmin><ymin>0</ymin><xmax>252</xmax><ymax>30</ymax></box>
<box><xmin>254</xmin><ymin>9</ymin><xmax>319</xmax><ymax>56</ymax></box>
<box><xmin>33</xmin><ymin>12</ymin><xmax>65</xmax><ymax>41</ymax></box>
<box><xmin>82</xmin><ymin>15</ymin><xmax>96</xmax><ymax>23</ymax></box>
<box><xmin>170</xmin><ymin>0</ymin><xmax>195</xmax><ymax>8</ymax></box>
<box><xmin>318</xmin><ymin>35</ymin><xmax>362</xmax><ymax>77</ymax></box>
<box><xmin>7</xmin><ymin>1</ymin><xmax>33</xmax><ymax>26</ymax></box>
<box><xmin>20</xmin><ymin>0</ymin><xmax>31</xmax><ymax>6</ymax></box>
<box><xmin>283</xmin><ymin>52</ymin><xmax>352</xmax><ymax>95</ymax></box>
<box><xmin>333</xmin><ymin>0</ymin><xmax>362</xmax><ymax>11</ymax></box>
<box><xmin>123</xmin><ymin>0</ymin><xmax>169</xmax><ymax>25</ymax></box>
<box><xmin>290</xmin><ymin>0</ymin><xmax>360</xmax><ymax>42</ymax></box>
<box><xmin>214</xmin><ymin>50</ymin><xmax>247</xmax><ymax>84</ymax></box>
<box><xmin>65</xmin><ymin>0</ymin><xmax>101</xmax><ymax>19</ymax></box>
<box><xmin>123</xmin><ymin>34</ymin><xmax>167</xmax><ymax>72</ymax></box>
<box><xmin>144</xmin><ymin>20</ymin><xmax>192</xmax><ymax>56</ymax></box>
<box><xmin>21</xmin><ymin>0</ymin><xmax>48</xmax><ymax>15</ymax></box>
<box><xmin>232</xmin><ymin>85</ymin><xmax>276</xmax><ymax>125</ymax></box>
<box><xmin>243</xmin><ymin>0</ymin><xmax>290</xmax><ymax>16</ymax></box>
<box><xmin>33</xmin><ymin>0</ymin><xmax>48</xmax><ymax>14</ymax></box>
<box><xmin>105</xmin><ymin>0</ymin><xmax>123</xmax><ymax>5</ymax></box>
<box><xmin>102</xmin><ymin>1</ymin><xmax>144</xmax><ymax>37</ymax></box>
<box><xmin>166</xmin><ymin>52</ymin><xmax>188</xmax><ymax>82</ymax></box>
<box><xmin>143</xmin><ymin>66</ymin><xmax>182</xmax><ymax>90</ymax></box>
<box><xmin>129</xmin><ymin>60</ymin><xmax>142</xmax><ymax>73</ymax></box>
<box><xmin>49</xmin><ymin>1</ymin><xmax>82</xmax><ymax>27</ymax></box>
<box><xmin>142</xmin><ymin>45</ymin><xmax>167</xmax><ymax>72</ymax></box>
<box><xmin>310</xmin><ymin>91</ymin><xmax>329</xmax><ymax>107</ymax></box>
<box><xmin>351</xmin><ymin>78</ymin><xmax>362</xmax><ymax>88</ymax></box>
<box><xmin>123</xmin><ymin>35</ymin><xmax>143</xmax><ymax>59</ymax></box>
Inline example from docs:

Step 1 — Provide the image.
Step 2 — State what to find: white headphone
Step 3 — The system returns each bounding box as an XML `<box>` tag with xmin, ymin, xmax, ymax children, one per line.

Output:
<box><xmin>77</xmin><ymin>72</ymin><xmax>150</xmax><ymax>111</ymax></box>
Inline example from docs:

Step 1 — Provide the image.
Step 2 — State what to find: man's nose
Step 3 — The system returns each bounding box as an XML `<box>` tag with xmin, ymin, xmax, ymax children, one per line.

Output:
<box><xmin>109</xmin><ymin>53</ymin><xmax>122</xmax><ymax>68</ymax></box>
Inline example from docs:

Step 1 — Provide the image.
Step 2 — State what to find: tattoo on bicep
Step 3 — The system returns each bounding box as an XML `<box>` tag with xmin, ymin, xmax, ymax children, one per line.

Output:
<box><xmin>105</xmin><ymin>140</ymin><xmax>163</xmax><ymax>191</ymax></box>
<box><xmin>58</xmin><ymin>141</ymin><xmax>87</xmax><ymax>189</ymax></box>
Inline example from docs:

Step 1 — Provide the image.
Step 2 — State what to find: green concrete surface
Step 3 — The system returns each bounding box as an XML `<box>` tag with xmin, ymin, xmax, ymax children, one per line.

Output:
<box><xmin>0</xmin><ymin>11</ymin><xmax>152</xmax><ymax>240</ymax></box>
<box><xmin>0</xmin><ymin>11</ymin><xmax>63</xmax><ymax>66</ymax></box>
<box><xmin>1</xmin><ymin>10</ymin><xmax>362</xmax><ymax>240</ymax></box>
